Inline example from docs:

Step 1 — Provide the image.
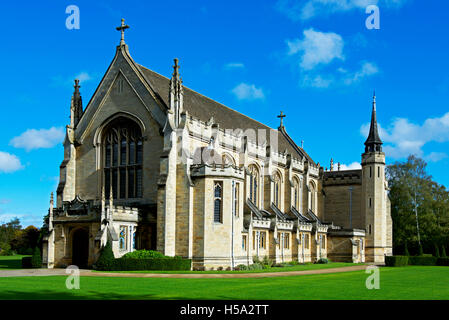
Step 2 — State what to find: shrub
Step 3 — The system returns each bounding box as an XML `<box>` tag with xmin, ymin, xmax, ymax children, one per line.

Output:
<box><xmin>217</xmin><ymin>266</ymin><xmax>223</xmax><ymax>271</ymax></box>
<box><xmin>121</xmin><ymin>250</ymin><xmax>165</xmax><ymax>259</ymax></box>
<box><xmin>0</xmin><ymin>242</ymin><xmax>13</xmax><ymax>256</ymax></box>
<box><xmin>22</xmin><ymin>256</ymin><xmax>32</xmax><ymax>268</ymax></box>
<box><xmin>317</xmin><ymin>258</ymin><xmax>329</xmax><ymax>264</ymax></box>
<box><xmin>31</xmin><ymin>247</ymin><xmax>42</xmax><ymax>268</ymax></box>
<box><xmin>111</xmin><ymin>258</ymin><xmax>191</xmax><ymax>271</ymax></box>
<box><xmin>408</xmin><ymin>256</ymin><xmax>437</xmax><ymax>266</ymax></box>
<box><xmin>248</xmin><ymin>263</ymin><xmax>263</xmax><ymax>270</ymax></box>
<box><xmin>442</xmin><ymin>246</ymin><xmax>447</xmax><ymax>258</ymax></box>
<box><xmin>236</xmin><ymin>264</ymin><xmax>248</xmax><ymax>271</ymax></box>
<box><xmin>434</xmin><ymin>244</ymin><xmax>440</xmax><ymax>258</ymax></box>
<box><xmin>225</xmin><ymin>266</ymin><xmax>231</xmax><ymax>271</ymax></box>
<box><xmin>385</xmin><ymin>255</ymin><xmax>409</xmax><ymax>267</ymax></box>
<box><xmin>252</xmin><ymin>256</ymin><xmax>261</xmax><ymax>264</ymax></box>
<box><xmin>94</xmin><ymin>242</ymin><xmax>115</xmax><ymax>271</ymax></box>
<box><xmin>436</xmin><ymin>257</ymin><xmax>449</xmax><ymax>266</ymax></box>
<box><xmin>262</xmin><ymin>256</ymin><xmax>274</xmax><ymax>268</ymax></box>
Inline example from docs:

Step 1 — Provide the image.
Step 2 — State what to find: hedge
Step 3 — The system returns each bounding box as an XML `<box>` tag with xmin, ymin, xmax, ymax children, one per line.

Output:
<box><xmin>385</xmin><ymin>255</ymin><xmax>409</xmax><ymax>267</ymax></box>
<box><xmin>21</xmin><ymin>257</ymin><xmax>32</xmax><ymax>268</ymax></box>
<box><xmin>385</xmin><ymin>255</ymin><xmax>449</xmax><ymax>267</ymax></box>
<box><xmin>95</xmin><ymin>257</ymin><xmax>192</xmax><ymax>271</ymax></box>
<box><xmin>408</xmin><ymin>256</ymin><xmax>437</xmax><ymax>266</ymax></box>
<box><xmin>436</xmin><ymin>257</ymin><xmax>449</xmax><ymax>266</ymax></box>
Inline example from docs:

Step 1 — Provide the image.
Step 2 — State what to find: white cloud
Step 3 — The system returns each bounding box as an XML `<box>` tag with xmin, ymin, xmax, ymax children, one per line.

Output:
<box><xmin>224</xmin><ymin>62</ymin><xmax>245</xmax><ymax>70</ymax></box>
<box><xmin>361</xmin><ymin>112</ymin><xmax>449</xmax><ymax>161</ymax></box>
<box><xmin>339</xmin><ymin>162</ymin><xmax>362</xmax><ymax>170</ymax></box>
<box><xmin>231</xmin><ymin>83</ymin><xmax>265</xmax><ymax>100</ymax></box>
<box><xmin>51</xmin><ymin>71</ymin><xmax>93</xmax><ymax>87</ymax></box>
<box><xmin>0</xmin><ymin>199</ymin><xmax>11</xmax><ymax>204</ymax></box>
<box><xmin>287</xmin><ymin>28</ymin><xmax>344</xmax><ymax>70</ymax></box>
<box><xmin>0</xmin><ymin>152</ymin><xmax>24</xmax><ymax>173</ymax></box>
<box><xmin>277</xmin><ymin>0</ymin><xmax>409</xmax><ymax>21</ymax></box>
<box><xmin>75</xmin><ymin>72</ymin><xmax>91</xmax><ymax>82</ymax></box>
<box><xmin>10</xmin><ymin>127</ymin><xmax>65</xmax><ymax>152</ymax></box>
<box><xmin>301</xmin><ymin>74</ymin><xmax>334</xmax><ymax>88</ymax></box>
<box><xmin>343</xmin><ymin>61</ymin><xmax>379</xmax><ymax>85</ymax></box>
<box><xmin>300</xmin><ymin>61</ymin><xmax>379</xmax><ymax>88</ymax></box>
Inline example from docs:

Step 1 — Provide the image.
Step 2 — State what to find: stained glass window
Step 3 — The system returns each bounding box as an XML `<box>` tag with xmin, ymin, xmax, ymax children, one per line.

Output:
<box><xmin>119</xmin><ymin>225</ymin><xmax>127</xmax><ymax>250</ymax></box>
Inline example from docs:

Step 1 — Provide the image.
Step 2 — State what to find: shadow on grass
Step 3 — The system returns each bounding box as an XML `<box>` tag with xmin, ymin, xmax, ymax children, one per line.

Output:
<box><xmin>0</xmin><ymin>289</ymin><xmax>226</xmax><ymax>300</ymax></box>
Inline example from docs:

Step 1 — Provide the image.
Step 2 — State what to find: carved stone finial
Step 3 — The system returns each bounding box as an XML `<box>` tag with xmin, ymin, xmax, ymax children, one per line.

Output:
<box><xmin>330</xmin><ymin>158</ymin><xmax>334</xmax><ymax>171</ymax></box>
<box><xmin>338</xmin><ymin>162</ymin><xmax>341</xmax><ymax>171</ymax></box>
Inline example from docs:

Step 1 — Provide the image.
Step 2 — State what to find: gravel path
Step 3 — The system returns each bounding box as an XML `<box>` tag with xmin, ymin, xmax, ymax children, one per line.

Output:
<box><xmin>0</xmin><ymin>265</ymin><xmax>370</xmax><ymax>279</ymax></box>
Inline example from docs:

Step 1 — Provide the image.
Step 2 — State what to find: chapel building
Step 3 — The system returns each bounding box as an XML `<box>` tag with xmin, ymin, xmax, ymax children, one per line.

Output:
<box><xmin>43</xmin><ymin>21</ymin><xmax>393</xmax><ymax>269</ymax></box>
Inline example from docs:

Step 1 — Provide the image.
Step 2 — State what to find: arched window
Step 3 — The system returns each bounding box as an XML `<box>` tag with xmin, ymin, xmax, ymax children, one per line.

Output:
<box><xmin>309</xmin><ymin>181</ymin><xmax>316</xmax><ymax>212</ymax></box>
<box><xmin>214</xmin><ymin>182</ymin><xmax>223</xmax><ymax>223</ymax></box>
<box><xmin>103</xmin><ymin>118</ymin><xmax>143</xmax><ymax>199</ymax></box>
<box><xmin>248</xmin><ymin>165</ymin><xmax>259</xmax><ymax>206</ymax></box>
<box><xmin>292</xmin><ymin>177</ymin><xmax>300</xmax><ymax>209</ymax></box>
<box><xmin>274</xmin><ymin>172</ymin><xmax>281</xmax><ymax>207</ymax></box>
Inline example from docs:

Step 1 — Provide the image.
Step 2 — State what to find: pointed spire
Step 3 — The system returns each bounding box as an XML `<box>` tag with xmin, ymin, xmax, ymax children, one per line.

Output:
<box><xmin>70</xmin><ymin>79</ymin><xmax>83</xmax><ymax>127</ymax></box>
<box><xmin>330</xmin><ymin>158</ymin><xmax>334</xmax><ymax>171</ymax></box>
<box><xmin>364</xmin><ymin>91</ymin><xmax>383</xmax><ymax>153</ymax></box>
<box><xmin>169</xmin><ymin>58</ymin><xmax>184</xmax><ymax>127</ymax></box>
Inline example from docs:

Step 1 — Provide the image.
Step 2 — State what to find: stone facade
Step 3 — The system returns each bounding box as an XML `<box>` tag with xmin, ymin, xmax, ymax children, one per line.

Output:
<box><xmin>43</xmin><ymin>22</ymin><xmax>392</xmax><ymax>269</ymax></box>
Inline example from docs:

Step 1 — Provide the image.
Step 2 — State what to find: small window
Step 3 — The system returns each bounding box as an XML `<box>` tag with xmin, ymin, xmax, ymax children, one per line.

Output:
<box><xmin>284</xmin><ymin>233</ymin><xmax>290</xmax><ymax>249</ymax></box>
<box><xmin>119</xmin><ymin>225</ymin><xmax>128</xmax><ymax>250</ymax></box>
<box><xmin>304</xmin><ymin>234</ymin><xmax>309</xmax><ymax>249</ymax></box>
<box><xmin>233</xmin><ymin>182</ymin><xmax>239</xmax><ymax>217</ymax></box>
<box><xmin>242</xmin><ymin>235</ymin><xmax>247</xmax><ymax>251</ymax></box>
<box><xmin>369</xmin><ymin>166</ymin><xmax>372</xmax><ymax>178</ymax></box>
<box><xmin>369</xmin><ymin>198</ymin><xmax>372</xmax><ymax>208</ymax></box>
<box><xmin>214</xmin><ymin>182</ymin><xmax>223</xmax><ymax>223</ymax></box>
<box><xmin>322</xmin><ymin>235</ymin><xmax>326</xmax><ymax>249</ymax></box>
<box><xmin>260</xmin><ymin>232</ymin><xmax>266</xmax><ymax>249</ymax></box>
<box><xmin>378</xmin><ymin>167</ymin><xmax>380</xmax><ymax>178</ymax></box>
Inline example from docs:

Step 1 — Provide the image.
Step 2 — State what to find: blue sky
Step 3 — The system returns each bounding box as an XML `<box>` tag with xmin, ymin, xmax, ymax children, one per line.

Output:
<box><xmin>0</xmin><ymin>0</ymin><xmax>448</xmax><ymax>227</ymax></box>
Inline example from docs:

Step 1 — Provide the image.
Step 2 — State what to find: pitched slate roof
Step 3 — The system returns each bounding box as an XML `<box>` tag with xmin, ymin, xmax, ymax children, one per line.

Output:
<box><xmin>137</xmin><ymin>64</ymin><xmax>316</xmax><ymax>165</ymax></box>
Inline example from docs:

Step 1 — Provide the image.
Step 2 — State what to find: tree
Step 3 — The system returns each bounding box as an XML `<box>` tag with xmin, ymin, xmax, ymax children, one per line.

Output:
<box><xmin>404</xmin><ymin>240</ymin><xmax>410</xmax><ymax>256</ymax></box>
<box><xmin>31</xmin><ymin>247</ymin><xmax>42</xmax><ymax>268</ymax></box>
<box><xmin>10</xmin><ymin>225</ymin><xmax>40</xmax><ymax>254</ymax></box>
<box><xmin>387</xmin><ymin>155</ymin><xmax>449</xmax><ymax>255</ymax></box>
<box><xmin>434</xmin><ymin>243</ymin><xmax>440</xmax><ymax>258</ymax></box>
<box><xmin>442</xmin><ymin>246</ymin><xmax>447</xmax><ymax>258</ymax></box>
<box><xmin>94</xmin><ymin>241</ymin><xmax>115</xmax><ymax>271</ymax></box>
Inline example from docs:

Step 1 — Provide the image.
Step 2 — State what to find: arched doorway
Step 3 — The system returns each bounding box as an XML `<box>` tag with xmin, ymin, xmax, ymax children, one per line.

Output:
<box><xmin>72</xmin><ymin>228</ymin><xmax>89</xmax><ymax>268</ymax></box>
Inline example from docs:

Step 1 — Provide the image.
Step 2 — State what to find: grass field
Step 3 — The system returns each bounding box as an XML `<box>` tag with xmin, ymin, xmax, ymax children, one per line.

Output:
<box><xmin>0</xmin><ymin>255</ymin><xmax>29</xmax><ymax>270</ymax></box>
<box><xmin>0</xmin><ymin>266</ymin><xmax>448</xmax><ymax>300</ymax></box>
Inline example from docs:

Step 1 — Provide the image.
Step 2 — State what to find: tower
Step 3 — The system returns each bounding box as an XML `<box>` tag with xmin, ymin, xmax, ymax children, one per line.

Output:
<box><xmin>361</xmin><ymin>92</ymin><xmax>388</xmax><ymax>263</ymax></box>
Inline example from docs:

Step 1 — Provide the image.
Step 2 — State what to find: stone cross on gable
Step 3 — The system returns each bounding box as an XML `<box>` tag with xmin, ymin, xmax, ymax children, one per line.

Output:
<box><xmin>277</xmin><ymin>111</ymin><xmax>286</xmax><ymax>128</ymax></box>
<box><xmin>116</xmin><ymin>18</ymin><xmax>130</xmax><ymax>46</ymax></box>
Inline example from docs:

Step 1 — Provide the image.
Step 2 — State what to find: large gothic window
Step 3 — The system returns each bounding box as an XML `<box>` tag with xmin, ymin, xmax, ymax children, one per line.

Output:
<box><xmin>103</xmin><ymin>118</ymin><xmax>143</xmax><ymax>199</ymax></box>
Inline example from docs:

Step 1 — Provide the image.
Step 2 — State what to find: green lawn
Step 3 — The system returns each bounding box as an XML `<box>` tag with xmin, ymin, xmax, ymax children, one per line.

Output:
<box><xmin>0</xmin><ymin>266</ymin><xmax>448</xmax><ymax>300</ymax></box>
<box><xmin>93</xmin><ymin>262</ymin><xmax>357</xmax><ymax>274</ymax></box>
<box><xmin>0</xmin><ymin>255</ymin><xmax>29</xmax><ymax>270</ymax></box>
